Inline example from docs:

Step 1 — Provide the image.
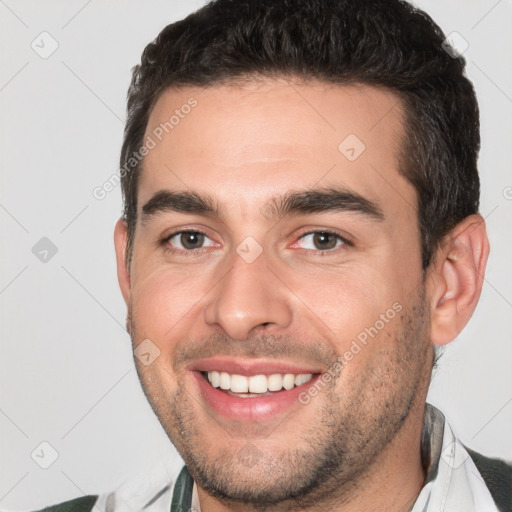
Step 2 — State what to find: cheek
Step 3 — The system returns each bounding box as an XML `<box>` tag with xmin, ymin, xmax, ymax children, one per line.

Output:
<box><xmin>282</xmin><ymin>263</ymin><xmax>411</xmax><ymax>383</ymax></box>
<box><xmin>280</xmin><ymin>263</ymin><xmax>394</xmax><ymax>337</ymax></box>
<box><xmin>129</xmin><ymin>266</ymin><xmax>210</xmax><ymax>348</ymax></box>
<box><xmin>129</xmin><ymin>270</ymin><xmax>202</xmax><ymax>398</ymax></box>
<box><xmin>331</xmin><ymin>309</ymin><xmax>414</xmax><ymax>408</ymax></box>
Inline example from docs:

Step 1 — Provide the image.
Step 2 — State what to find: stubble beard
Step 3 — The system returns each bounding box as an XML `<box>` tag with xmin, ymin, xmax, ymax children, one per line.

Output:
<box><xmin>131</xmin><ymin>289</ymin><xmax>432</xmax><ymax>511</ymax></box>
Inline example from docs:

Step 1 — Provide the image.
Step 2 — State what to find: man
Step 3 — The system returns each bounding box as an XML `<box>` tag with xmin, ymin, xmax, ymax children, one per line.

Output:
<box><xmin>36</xmin><ymin>0</ymin><xmax>511</xmax><ymax>510</ymax></box>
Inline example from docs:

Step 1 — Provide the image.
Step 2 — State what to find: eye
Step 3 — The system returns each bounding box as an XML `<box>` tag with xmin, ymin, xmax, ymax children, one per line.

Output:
<box><xmin>296</xmin><ymin>231</ymin><xmax>348</xmax><ymax>251</ymax></box>
<box><xmin>164</xmin><ymin>230</ymin><xmax>216</xmax><ymax>251</ymax></box>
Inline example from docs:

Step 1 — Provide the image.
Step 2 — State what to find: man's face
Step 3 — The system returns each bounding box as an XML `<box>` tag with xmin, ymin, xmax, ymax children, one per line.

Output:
<box><xmin>116</xmin><ymin>79</ymin><xmax>433</xmax><ymax>507</ymax></box>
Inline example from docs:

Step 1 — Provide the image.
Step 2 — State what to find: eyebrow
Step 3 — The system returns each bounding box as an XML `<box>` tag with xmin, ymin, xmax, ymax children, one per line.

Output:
<box><xmin>141</xmin><ymin>191</ymin><xmax>218</xmax><ymax>225</ymax></box>
<box><xmin>140</xmin><ymin>187</ymin><xmax>384</xmax><ymax>224</ymax></box>
<box><xmin>264</xmin><ymin>188</ymin><xmax>384</xmax><ymax>221</ymax></box>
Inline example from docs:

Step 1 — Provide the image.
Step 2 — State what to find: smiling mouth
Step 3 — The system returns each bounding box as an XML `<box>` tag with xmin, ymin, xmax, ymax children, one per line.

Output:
<box><xmin>201</xmin><ymin>370</ymin><xmax>315</xmax><ymax>397</ymax></box>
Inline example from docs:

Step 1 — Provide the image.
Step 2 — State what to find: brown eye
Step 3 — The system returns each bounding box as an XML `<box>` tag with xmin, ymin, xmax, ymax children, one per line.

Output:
<box><xmin>180</xmin><ymin>232</ymin><xmax>205</xmax><ymax>249</ymax></box>
<box><xmin>297</xmin><ymin>231</ymin><xmax>345</xmax><ymax>251</ymax></box>
<box><xmin>166</xmin><ymin>231</ymin><xmax>215</xmax><ymax>251</ymax></box>
<box><xmin>312</xmin><ymin>232</ymin><xmax>338</xmax><ymax>250</ymax></box>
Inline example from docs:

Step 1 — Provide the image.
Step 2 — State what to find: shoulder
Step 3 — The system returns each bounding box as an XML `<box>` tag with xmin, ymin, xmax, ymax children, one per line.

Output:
<box><xmin>466</xmin><ymin>447</ymin><xmax>512</xmax><ymax>512</ymax></box>
<box><xmin>32</xmin><ymin>496</ymin><xmax>98</xmax><ymax>512</ymax></box>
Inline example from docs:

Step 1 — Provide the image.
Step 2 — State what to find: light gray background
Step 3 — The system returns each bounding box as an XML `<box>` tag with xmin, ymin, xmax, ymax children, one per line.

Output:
<box><xmin>1</xmin><ymin>0</ymin><xmax>511</xmax><ymax>509</ymax></box>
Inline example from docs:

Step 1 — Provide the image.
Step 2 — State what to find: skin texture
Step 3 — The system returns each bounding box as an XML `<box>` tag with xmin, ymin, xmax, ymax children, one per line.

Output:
<box><xmin>114</xmin><ymin>78</ymin><xmax>489</xmax><ymax>512</ymax></box>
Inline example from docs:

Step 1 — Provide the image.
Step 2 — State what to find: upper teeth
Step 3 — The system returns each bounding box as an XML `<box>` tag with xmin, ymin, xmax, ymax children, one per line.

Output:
<box><xmin>207</xmin><ymin>371</ymin><xmax>313</xmax><ymax>394</ymax></box>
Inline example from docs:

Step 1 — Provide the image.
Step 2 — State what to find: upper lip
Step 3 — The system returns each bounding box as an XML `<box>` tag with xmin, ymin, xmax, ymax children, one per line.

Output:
<box><xmin>188</xmin><ymin>357</ymin><xmax>322</xmax><ymax>376</ymax></box>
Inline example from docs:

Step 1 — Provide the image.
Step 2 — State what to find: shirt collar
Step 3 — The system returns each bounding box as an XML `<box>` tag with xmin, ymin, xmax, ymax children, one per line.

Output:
<box><xmin>410</xmin><ymin>403</ymin><xmax>499</xmax><ymax>512</ymax></box>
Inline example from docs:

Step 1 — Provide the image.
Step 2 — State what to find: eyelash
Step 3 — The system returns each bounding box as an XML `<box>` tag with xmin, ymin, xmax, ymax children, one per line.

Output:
<box><xmin>160</xmin><ymin>229</ymin><xmax>353</xmax><ymax>256</ymax></box>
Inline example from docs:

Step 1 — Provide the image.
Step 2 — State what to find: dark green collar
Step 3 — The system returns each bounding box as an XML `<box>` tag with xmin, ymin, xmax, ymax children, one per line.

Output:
<box><xmin>170</xmin><ymin>465</ymin><xmax>194</xmax><ymax>511</ymax></box>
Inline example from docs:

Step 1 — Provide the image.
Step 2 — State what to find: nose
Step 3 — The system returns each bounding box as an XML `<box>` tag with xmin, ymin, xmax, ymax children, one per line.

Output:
<box><xmin>203</xmin><ymin>250</ymin><xmax>293</xmax><ymax>340</ymax></box>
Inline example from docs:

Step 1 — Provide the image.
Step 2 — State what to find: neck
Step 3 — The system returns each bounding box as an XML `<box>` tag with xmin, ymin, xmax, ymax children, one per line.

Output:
<box><xmin>196</xmin><ymin>401</ymin><xmax>428</xmax><ymax>512</ymax></box>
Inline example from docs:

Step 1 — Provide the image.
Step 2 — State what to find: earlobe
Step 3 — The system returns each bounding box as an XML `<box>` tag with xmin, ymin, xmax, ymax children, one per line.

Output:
<box><xmin>114</xmin><ymin>218</ymin><xmax>132</xmax><ymax>309</ymax></box>
<box><xmin>429</xmin><ymin>215</ymin><xmax>489</xmax><ymax>346</ymax></box>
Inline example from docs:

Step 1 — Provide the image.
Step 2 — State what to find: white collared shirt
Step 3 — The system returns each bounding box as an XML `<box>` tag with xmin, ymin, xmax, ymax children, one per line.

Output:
<box><xmin>95</xmin><ymin>404</ymin><xmax>500</xmax><ymax>512</ymax></box>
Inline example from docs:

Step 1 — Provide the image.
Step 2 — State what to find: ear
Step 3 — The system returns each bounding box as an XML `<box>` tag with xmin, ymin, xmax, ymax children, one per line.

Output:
<box><xmin>114</xmin><ymin>217</ymin><xmax>131</xmax><ymax>311</ymax></box>
<box><xmin>427</xmin><ymin>215</ymin><xmax>490</xmax><ymax>346</ymax></box>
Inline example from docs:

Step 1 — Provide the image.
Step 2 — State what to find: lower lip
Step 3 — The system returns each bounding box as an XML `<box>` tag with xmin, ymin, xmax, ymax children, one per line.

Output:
<box><xmin>191</xmin><ymin>371</ymin><xmax>319</xmax><ymax>422</ymax></box>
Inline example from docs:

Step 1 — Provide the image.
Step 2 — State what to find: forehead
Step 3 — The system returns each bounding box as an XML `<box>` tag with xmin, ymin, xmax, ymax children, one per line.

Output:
<box><xmin>139</xmin><ymin>78</ymin><xmax>415</xmax><ymax>219</ymax></box>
